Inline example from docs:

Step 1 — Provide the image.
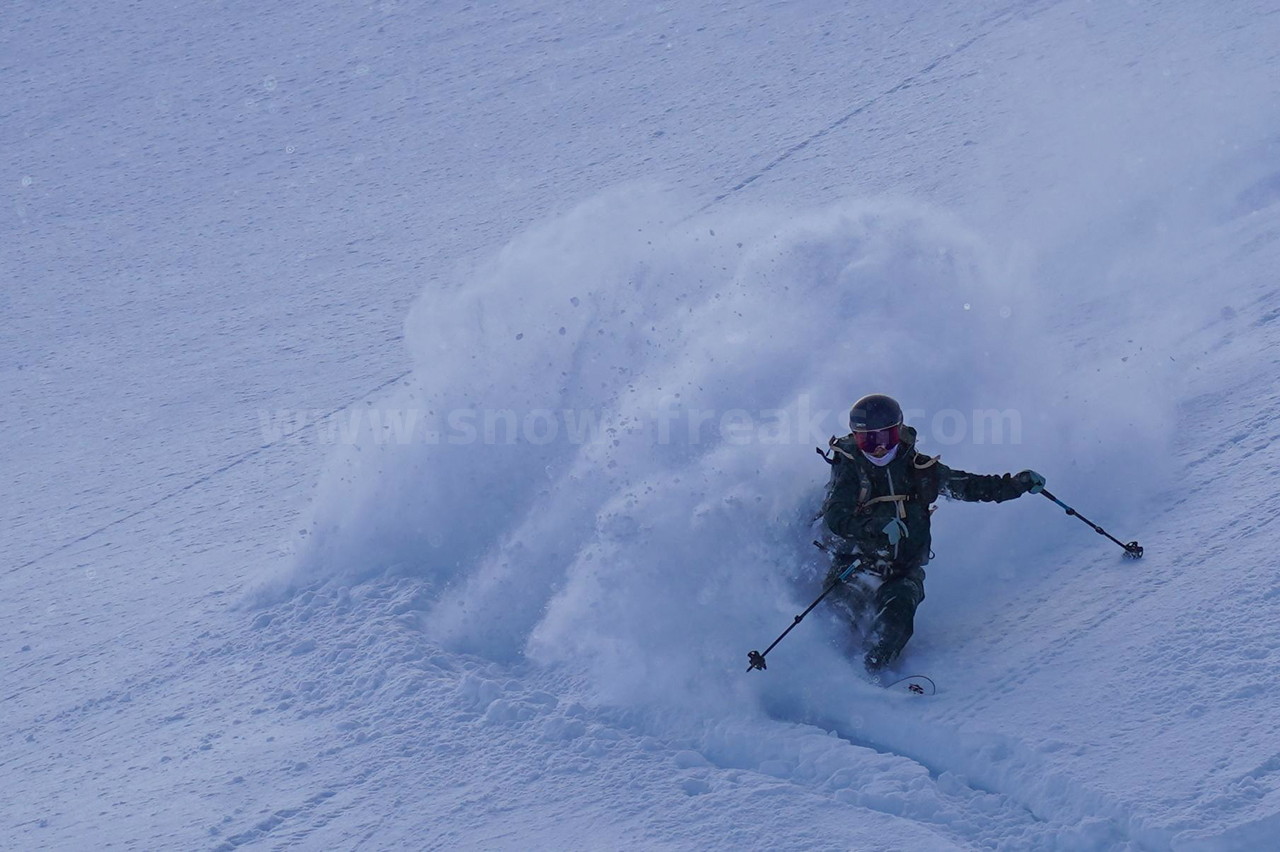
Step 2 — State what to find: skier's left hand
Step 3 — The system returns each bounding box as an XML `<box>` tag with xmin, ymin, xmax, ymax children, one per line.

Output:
<box><xmin>1016</xmin><ymin>469</ymin><xmax>1046</xmax><ymax>494</ymax></box>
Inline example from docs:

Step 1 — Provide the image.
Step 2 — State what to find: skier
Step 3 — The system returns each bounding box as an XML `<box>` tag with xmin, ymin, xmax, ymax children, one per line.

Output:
<box><xmin>819</xmin><ymin>393</ymin><xmax>1045</xmax><ymax>673</ymax></box>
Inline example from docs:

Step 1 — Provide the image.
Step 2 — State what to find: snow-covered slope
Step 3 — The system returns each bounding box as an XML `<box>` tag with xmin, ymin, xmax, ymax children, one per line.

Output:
<box><xmin>5</xmin><ymin>1</ymin><xmax>1280</xmax><ymax>849</ymax></box>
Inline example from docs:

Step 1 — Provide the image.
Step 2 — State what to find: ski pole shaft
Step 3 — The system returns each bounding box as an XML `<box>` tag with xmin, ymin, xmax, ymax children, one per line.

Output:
<box><xmin>746</xmin><ymin>560</ymin><xmax>863</xmax><ymax>672</ymax></box>
<box><xmin>1040</xmin><ymin>489</ymin><xmax>1143</xmax><ymax>558</ymax></box>
<box><xmin>745</xmin><ymin>586</ymin><xmax>836</xmax><ymax>672</ymax></box>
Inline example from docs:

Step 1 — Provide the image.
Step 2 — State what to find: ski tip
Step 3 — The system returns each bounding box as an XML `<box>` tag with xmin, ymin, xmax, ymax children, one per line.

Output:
<box><xmin>884</xmin><ymin>674</ymin><xmax>936</xmax><ymax>696</ymax></box>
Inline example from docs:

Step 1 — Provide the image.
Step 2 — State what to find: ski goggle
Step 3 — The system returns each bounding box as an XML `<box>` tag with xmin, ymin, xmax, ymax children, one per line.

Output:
<box><xmin>853</xmin><ymin>425</ymin><xmax>901</xmax><ymax>454</ymax></box>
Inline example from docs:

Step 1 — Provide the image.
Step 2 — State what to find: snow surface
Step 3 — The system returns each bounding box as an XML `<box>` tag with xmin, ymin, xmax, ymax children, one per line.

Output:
<box><xmin>5</xmin><ymin>1</ymin><xmax>1280</xmax><ymax>849</ymax></box>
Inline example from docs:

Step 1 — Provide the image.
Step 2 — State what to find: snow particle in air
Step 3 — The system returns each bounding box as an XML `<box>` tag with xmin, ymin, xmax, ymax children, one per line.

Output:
<box><xmin>999</xmin><ymin>306</ymin><xmax>1012</xmax><ymax>318</ymax></box>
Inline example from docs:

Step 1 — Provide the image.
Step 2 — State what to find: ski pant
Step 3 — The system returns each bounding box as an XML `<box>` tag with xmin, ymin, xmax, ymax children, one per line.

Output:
<box><xmin>864</xmin><ymin>574</ymin><xmax>925</xmax><ymax>669</ymax></box>
<box><xmin>828</xmin><ymin>565</ymin><xmax>926</xmax><ymax>669</ymax></box>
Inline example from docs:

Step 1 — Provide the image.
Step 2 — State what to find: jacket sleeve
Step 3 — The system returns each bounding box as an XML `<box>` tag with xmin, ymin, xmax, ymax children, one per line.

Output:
<box><xmin>821</xmin><ymin>458</ymin><xmax>876</xmax><ymax>539</ymax></box>
<box><xmin>822</xmin><ymin>487</ymin><xmax>873</xmax><ymax>538</ymax></box>
<box><xmin>937</xmin><ymin>462</ymin><xmax>1026</xmax><ymax>503</ymax></box>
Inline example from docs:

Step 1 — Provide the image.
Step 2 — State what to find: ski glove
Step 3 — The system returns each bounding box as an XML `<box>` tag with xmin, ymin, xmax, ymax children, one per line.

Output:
<box><xmin>882</xmin><ymin>517</ymin><xmax>908</xmax><ymax>546</ymax></box>
<box><xmin>1016</xmin><ymin>469</ymin><xmax>1046</xmax><ymax>494</ymax></box>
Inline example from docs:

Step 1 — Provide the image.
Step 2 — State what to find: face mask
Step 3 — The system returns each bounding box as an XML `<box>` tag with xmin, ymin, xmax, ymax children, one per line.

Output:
<box><xmin>862</xmin><ymin>444</ymin><xmax>899</xmax><ymax>467</ymax></box>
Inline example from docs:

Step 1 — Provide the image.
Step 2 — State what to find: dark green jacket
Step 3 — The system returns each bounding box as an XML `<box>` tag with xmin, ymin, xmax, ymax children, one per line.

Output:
<box><xmin>821</xmin><ymin>426</ymin><xmax>1027</xmax><ymax>571</ymax></box>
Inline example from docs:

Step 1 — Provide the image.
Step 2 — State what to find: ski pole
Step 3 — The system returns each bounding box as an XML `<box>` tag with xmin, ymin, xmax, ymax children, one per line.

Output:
<box><xmin>746</xmin><ymin>559</ymin><xmax>864</xmax><ymax>672</ymax></box>
<box><xmin>1040</xmin><ymin>489</ymin><xmax>1143</xmax><ymax>559</ymax></box>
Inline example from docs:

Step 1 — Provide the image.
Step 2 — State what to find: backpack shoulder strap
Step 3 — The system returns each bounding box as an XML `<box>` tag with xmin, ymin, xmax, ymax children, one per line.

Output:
<box><xmin>913</xmin><ymin>452</ymin><xmax>940</xmax><ymax>469</ymax></box>
<box><xmin>909</xmin><ymin>450</ymin><xmax>942</xmax><ymax>505</ymax></box>
<box><xmin>818</xmin><ymin>435</ymin><xmax>871</xmax><ymax>505</ymax></box>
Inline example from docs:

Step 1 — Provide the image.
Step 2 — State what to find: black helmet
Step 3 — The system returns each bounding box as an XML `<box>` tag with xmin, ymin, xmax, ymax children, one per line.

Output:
<box><xmin>849</xmin><ymin>394</ymin><xmax>903</xmax><ymax>432</ymax></box>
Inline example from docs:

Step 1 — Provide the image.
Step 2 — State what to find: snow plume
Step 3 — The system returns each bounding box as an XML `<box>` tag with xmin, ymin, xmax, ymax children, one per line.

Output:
<box><xmin>277</xmin><ymin>184</ymin><xmax>1172</xmax><ymax>707</ymax></box>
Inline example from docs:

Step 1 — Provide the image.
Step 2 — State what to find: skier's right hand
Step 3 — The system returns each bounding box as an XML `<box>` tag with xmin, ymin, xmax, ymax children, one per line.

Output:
<box><xmin>882</xmin><ymin>517</ymin><xmax>907</xmax><ymax>545</ymax></box>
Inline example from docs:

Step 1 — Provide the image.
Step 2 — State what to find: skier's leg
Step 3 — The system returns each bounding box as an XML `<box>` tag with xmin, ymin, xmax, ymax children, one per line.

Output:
<box><xmin>864</xmin><ymin>574</ymin><xmax>925</xmax><ymax>672</ymax></box>
<box><xmin>825</xmin><ymin>559</ymin><xmax>876</xmax><ymax>648</ymax></box>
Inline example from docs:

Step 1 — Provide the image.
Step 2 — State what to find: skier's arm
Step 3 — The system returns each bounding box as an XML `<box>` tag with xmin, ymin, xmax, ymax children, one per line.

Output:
<box><xmin>937</xmin><ymin>462</ymin><xmax>1029</xmax><ymax>503</ymax></box>
<box><xmin>822</xmin><ymin>490</ymin><xmax>876</xmax><ymax>539</ymax></box>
